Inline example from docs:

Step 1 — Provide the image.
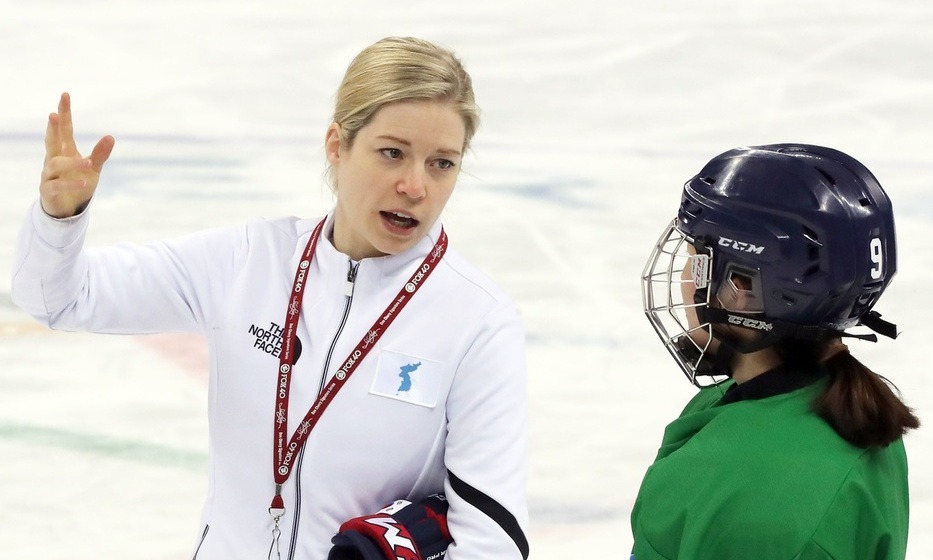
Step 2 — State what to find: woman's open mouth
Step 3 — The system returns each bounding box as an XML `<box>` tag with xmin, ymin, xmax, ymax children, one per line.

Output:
<box><xmin>380</xmin><ymin>211</ymin><xmax>420</xmax><ymax>232</ymax></box>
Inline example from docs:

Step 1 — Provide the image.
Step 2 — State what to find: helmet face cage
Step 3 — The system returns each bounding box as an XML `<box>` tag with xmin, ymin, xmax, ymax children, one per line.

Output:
<box><xmin>642</xmin><ymin>219</ymin><xmax>728</xmax><ymax>386</ymax></box>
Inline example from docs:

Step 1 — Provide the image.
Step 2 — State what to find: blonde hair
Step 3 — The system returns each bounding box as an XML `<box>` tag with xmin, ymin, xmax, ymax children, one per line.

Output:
<box><xmin>327</xmin><ymin>37</ymin><xmax>479</xmax><ymax>186</ymax></box>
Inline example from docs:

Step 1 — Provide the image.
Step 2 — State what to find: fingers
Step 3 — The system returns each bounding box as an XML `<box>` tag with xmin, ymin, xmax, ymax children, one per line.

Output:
<box><xmin>45</xmin><ymin>92</ymin><xmax>115</xmax><ymax>172</ymax></box>
<box><xmin>57</xmin><ymin>92</ymin><xmax>79</xmax><ymax>156</ymax></box>
<box><xmin>88</xmin><ymin>135</ymin><xmax>115</xmax><ymax>172</ymax></box>
<box><xmin>44</xmin><ymin>113</ymin><xmax>62</xmax><ymax>160</ymax></box>
<box><xmin>39</xmin><ymin>92</ymin><xmax>114</xmax><ymax>218</ymax></box>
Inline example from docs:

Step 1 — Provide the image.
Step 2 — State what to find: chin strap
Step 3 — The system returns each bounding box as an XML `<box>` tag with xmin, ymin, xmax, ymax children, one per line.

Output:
<box><xmin>689</xmin><ymin>308</ymin><xmax>899</xmax><ymax>380</ymax></box>
<box><xmin>697</xmin><ymin>308</ymin><xmax>835</xmax><ymax>351</ymax></box>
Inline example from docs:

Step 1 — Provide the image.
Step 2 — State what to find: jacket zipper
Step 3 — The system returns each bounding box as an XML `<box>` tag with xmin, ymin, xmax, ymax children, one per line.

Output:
<box><xmin>286</xmin><ymin>260</ymin><xmax>359</xmax><ymax>560</ymax></box>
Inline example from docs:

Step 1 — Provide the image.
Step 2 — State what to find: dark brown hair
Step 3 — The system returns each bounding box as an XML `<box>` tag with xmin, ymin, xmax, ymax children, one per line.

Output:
<box><xmin>781</xmin><ymin>341</ymin><xmax>919</xmax><ymax>448</ymax></box>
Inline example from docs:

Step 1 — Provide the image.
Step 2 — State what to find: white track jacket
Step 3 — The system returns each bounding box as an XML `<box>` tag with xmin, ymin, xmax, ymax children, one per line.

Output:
<box><xmin>12</xmin><ymin>202</ymin><xmax>529</xmax><ymax>560</ymax></box>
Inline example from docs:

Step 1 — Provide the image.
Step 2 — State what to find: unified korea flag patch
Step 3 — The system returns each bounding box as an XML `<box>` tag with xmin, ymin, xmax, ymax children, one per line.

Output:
<box><xmin>370</xmin><ymin>350</ymin><xmax>442</xmax><ymax>408</ymax></box>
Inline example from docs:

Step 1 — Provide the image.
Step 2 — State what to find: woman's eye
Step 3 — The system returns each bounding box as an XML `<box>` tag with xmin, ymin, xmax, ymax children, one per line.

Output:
<box><xmin>381</xmin><ymin>148</ymin><xmax>403</xmax><ymax>159</ymax></box>
<box><xmin>436</xmin><ymin>159</ymin><xmax>457</xmax><ymax>170</ymax></box>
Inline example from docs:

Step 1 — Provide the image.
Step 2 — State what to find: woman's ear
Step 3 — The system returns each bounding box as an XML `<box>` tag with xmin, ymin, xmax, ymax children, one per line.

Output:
<box><xmin>729</xmin><ymin>273</ymin><xmax>754</xmax><ymax>311</ymax></box>
<box><xmin>716</xmin><ymin>272</ymin><xmax>754</xmax><ymax>312</ymax></box>
<box><xmin>324</xmin><ymin>123</ymin><xmax>342</xmax><ymax>165</ymax></box>
<box><xmin>731</xmin><ymin>273</ymin><xmax>752</xmax><ymax>291</ymax></box>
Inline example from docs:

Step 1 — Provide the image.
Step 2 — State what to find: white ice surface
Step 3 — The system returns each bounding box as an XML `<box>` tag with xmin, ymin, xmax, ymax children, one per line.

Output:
<box><xmin>1</xmin><ymin>1</ymin><xmax>931</xmax><ymax>558</ymax></box>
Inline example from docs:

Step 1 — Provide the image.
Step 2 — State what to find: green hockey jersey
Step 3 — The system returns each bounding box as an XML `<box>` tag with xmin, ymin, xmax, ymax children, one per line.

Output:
<box><xmin>631</xmin><ymin>379</ymin><xmax>909</xmax><ymax>559</ymax></box>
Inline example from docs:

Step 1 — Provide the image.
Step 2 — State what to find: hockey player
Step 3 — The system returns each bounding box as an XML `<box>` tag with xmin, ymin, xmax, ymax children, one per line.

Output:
<box><xmin>635</xmin><ymin>144</ymin><xmax>918</xmax><ymax>559</ymax></box>
<box><xmin>12</xmin><ymin>37</ymin><xmax>528</xmax><ymax>560</ymax></box>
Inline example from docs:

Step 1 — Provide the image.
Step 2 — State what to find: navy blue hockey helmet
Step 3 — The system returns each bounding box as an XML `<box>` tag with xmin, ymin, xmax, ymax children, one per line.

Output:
<box><xmin>642</xmin><ymin>144</ymin><xmax>898</xmax><ymax>385</ymax></box>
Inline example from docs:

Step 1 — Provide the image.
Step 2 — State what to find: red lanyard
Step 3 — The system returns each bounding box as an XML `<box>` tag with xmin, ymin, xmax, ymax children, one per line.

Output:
<box><xmin>269</xmin><ymin>219</ymin><xmax>448</xmax><ymax>513</ymax></box>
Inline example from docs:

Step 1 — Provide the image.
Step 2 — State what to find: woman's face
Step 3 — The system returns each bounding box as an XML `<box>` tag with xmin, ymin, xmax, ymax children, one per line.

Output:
<box><xmin>326</xmin><ymin>100</ymin><xmax>466</xmax><ymax>260</ymax></box>
<box><xmin>680</xmin><ymin>243</ymin><xmax>759</xmax><ymax>351</ymax></box>
<box><xmin>681</xmin><ymin>243</ymin><xmax>713</xmax><ymax>348</ymax></box>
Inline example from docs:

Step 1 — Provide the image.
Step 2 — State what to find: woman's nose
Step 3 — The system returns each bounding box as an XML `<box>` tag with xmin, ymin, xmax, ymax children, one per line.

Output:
<box><xmin>396</xmin><ymin>166</ymin><xmax>427</xmax><ymax>199</ymax></box>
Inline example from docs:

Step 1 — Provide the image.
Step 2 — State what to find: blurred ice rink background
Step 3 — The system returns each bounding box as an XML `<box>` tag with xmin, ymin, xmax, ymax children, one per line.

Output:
<box><xmin>1</xmin><ymin>1</ymin><xmax>931</xmax><ymax>557</ymax></box>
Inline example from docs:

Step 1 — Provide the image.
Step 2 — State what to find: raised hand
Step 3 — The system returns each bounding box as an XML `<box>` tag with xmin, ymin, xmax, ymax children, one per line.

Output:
<box><xmin>40</xmin><ymin>93</ymin><xmax>115</xmax><ymax>218</ymax></box>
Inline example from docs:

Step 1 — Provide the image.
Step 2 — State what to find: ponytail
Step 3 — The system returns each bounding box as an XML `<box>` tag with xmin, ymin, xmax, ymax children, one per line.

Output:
<box><xmin>813</xmin><ymin>350</ymin><xmax>919</xmax><ymax>448</ymax></box>
<box><xmin>778</xmin><ymin>340</ymin><xmax>919</xmax><ymax>448</ymax></box>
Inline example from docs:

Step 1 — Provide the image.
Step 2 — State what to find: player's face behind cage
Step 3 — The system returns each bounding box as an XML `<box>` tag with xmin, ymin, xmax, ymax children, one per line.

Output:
<box><xmin>641</xmin><ymin>219</ymin><xmax>726</xmax><ymax>387</ymax></box>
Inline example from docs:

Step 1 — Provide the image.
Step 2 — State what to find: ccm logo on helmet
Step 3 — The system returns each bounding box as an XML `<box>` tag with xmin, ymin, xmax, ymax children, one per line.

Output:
<box><xmin>727</xmin><ymin>315</ymin><xmax>773</xmax><ymax>331</ymax></box>
<box><xmin>719</xmin><ymin>237</ymin><xmax>765</xmax><ymax>254</ymax></box>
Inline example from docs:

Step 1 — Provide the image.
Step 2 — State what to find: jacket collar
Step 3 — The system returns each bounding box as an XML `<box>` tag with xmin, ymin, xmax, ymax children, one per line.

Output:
<box><xmin>313</xmin><ymin>210</ymin><xmax>444</xmax><ymax>278</ymax></box>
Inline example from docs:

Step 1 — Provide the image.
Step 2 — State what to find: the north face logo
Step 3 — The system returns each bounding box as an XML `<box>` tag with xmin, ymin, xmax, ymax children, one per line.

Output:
<box><xmin>248</xmin><ymin>321</ymin><xmax>302</xmax><ymax>362</ymax></box>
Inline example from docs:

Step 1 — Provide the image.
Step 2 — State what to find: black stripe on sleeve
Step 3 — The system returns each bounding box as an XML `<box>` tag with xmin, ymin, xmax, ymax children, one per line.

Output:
<box><xmin>448</xmin><ymin>470</ymin><xmax>529</xmax><ymax>559</ymax></box>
